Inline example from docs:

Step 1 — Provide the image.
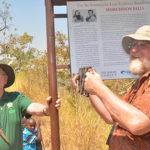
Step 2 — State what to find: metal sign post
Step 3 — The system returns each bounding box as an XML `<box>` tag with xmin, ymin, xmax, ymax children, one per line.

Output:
<box><xmin>45</xmin><ymin>0</ymin><xmax>60</xmax><ymax>149</ymax></box>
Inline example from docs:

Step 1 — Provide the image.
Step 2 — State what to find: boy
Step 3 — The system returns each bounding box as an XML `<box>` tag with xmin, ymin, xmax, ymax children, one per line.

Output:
<box><xmin>23</xmin><ymin>118</ymin><xmax>42</xmax><ymax>150</ymax></box>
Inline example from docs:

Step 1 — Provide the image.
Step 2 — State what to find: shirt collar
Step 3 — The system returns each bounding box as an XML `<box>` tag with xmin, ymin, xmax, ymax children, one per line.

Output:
<box><xmin>0</xmin><ymin>91</ymin><xmax>7</xmax><ymax>101</ymax></box>
<box><xmin>138</xmin><ymin>71</ymin><xmax>150</xmax><ymax>83</ymax></box>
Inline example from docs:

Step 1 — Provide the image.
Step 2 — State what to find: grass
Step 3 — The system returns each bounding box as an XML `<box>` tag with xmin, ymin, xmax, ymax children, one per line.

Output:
<box><xmin>7</xmin><ymin>72</ymin><xmax>111</xmax><ymax>150</ymax></box>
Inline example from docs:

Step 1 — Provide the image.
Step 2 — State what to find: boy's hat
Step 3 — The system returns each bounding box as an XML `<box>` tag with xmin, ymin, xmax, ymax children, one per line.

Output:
<box><xmin>122</xmin><ymin>25</ymin><xmax>150</xmax><ymax>54</ymax></box>
<box><xmin>0</xmin><ymin>63</ymin><xmax>15</xmax><ymax>88</ymax></box>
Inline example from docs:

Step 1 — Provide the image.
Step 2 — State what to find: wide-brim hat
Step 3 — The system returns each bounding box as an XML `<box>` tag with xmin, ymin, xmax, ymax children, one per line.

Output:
<box><xmin>122</xmin><ymin>25</ymin><xmax>150</xmax><ymax>54</ymax></box>
<box><xmin>0</xmin><ymin>64</ymin><xmax>15</xmax><ymax>88</ymax></box>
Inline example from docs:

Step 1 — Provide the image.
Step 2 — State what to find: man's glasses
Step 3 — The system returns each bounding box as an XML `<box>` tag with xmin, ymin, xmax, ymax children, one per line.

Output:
<box><xmin>128</xmin><ymin>41</ymin><xmax>150</xmax><ymax>51</ymax></box>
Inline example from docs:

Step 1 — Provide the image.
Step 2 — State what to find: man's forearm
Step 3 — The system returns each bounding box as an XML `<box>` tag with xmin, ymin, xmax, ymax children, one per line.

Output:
<box><xmin>89</xmin><ymin>95</ymin><xmax>113</xmax><ymax>124</ymax></box>
<box><xmin>95</xmin><ymin>83</ymin><xmax>150</xmax><ymax>134</ymax></box>
<box><xmin>26</xmin><ymin>103</ymin><xmax>48</xmax><ymax>116</ymax></box>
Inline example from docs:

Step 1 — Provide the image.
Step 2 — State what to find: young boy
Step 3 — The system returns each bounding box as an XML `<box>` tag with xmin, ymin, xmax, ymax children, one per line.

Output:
<box><xmin>23</xmin><ymin>118</ymin><xmax>42</xmax><ymax>150</ymax></box>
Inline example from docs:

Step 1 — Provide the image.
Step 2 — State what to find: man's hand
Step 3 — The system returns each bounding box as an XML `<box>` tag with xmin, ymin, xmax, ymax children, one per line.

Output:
<box><xmin>26</xmin><ymin>96</ymin><xmax>61</xmax><ymax>116</ymax></box>
<box><xmin>85</xmin><ymin>70</ymin><xmax>103</xmax><ymax>95</ymax></box>
<box><xmin>44</xmin><ymin>96</ymin><xmax>61</xmax><ymax>115</ymax></box>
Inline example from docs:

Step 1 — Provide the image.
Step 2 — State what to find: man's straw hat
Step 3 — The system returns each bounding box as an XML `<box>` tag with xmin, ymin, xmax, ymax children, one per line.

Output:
<box><xmin>122</xmin><ymin>25</ymin><xmax>150</xmax><ymax>54</ymax></box>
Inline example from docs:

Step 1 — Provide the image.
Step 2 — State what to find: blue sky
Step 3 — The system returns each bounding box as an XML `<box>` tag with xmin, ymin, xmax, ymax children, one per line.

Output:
<box><xmin>3</xmin><ymin>0</ymin><xmax>67</xmax><ymax>50</ymax></box>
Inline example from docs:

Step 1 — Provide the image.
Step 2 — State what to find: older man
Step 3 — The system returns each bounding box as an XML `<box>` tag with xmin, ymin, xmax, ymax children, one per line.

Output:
<box><xmin>72</xmin><ymin>25</ymin><xmax>150</xmax><ymax>149</ymax></box>
<box><xmin>0</xmin><ymin>63</ymin><xmax>60</xmax><ymax>150</ymax></box>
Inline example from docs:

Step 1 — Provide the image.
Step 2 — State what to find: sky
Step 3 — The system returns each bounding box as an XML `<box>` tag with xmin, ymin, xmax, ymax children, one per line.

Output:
<box><xmin>2</xmin><ymin>0</ymin><xmax>68</xmax><ymax>51</ymax></box>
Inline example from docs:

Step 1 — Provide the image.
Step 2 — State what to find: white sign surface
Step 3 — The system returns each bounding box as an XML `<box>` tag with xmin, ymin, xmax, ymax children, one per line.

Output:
<box><xmin>67</xmin><ymin>0</ymin><xmax>150</xmax><ymax>79</ymax></box>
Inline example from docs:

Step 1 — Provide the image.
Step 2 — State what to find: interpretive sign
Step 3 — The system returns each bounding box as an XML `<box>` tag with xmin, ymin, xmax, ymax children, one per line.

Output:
<box><xmin>67</xmin><ymin>0</ymin><xmax>150</xmax><ymax>79</ymax></box>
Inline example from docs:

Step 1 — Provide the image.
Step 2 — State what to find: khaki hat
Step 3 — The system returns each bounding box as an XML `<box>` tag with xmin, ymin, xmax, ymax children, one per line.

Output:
<box><xmin>0</xmin><ymin>63</ymin><xmax>15</xmax><ymax>88</ymax></box>
<box><xmin>122</xmin><ymin>25</ymin><xmax>150</xmax><ymax>54</ymax></box>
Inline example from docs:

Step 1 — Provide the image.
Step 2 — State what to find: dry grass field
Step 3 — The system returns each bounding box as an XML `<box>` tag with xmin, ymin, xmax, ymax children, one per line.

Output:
<box><xmin>7</xmin><ymin>72</ymin><xmax>112</xmax><ymax>150</ymax></box>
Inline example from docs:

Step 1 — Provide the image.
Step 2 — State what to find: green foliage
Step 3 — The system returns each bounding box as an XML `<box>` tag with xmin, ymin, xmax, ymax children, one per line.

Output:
<box><xmin>18</xmin><ymin>32</ymin><xmax>33</xmax><ymax>45</ymax></box>
<box><xmin>0</xmin><ymin>1</ymin><xmax>35</xmax><ymax>72</ymax></box>
<box><xmin>0</xmin><ymin>32</ymin><xmax>40</xmax><ymax>71</ymax></box>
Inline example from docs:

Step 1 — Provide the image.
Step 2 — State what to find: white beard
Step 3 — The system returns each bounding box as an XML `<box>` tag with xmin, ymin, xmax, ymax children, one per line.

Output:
<box><xmin>129</xmin><ymin>58</ymin><xmax>150</xmax><ymax>75</ymax></box>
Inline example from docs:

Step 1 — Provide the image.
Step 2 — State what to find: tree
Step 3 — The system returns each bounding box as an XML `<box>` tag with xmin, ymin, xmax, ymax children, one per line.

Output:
<box><xmin>0</xmin><ymin>1</ymin><xmax>11</xmax><ymax>32</ymax></box>
<box><xmin>1</xmin><ymin>32</ymin><xmax>40</xmax><ymax>71</ymax></box>
<box><xmin>55</xmin><ymin>31</ymin><xmax>69</xmax><ymax>65</ymax></box>
<box><xmin>55</xmin><ymin>31</ymin><xmax>70</xmax><ymax>86</ymax></box>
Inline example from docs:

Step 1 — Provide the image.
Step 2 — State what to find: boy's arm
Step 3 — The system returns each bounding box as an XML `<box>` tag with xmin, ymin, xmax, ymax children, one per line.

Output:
<box><xmin>36</xmin><ymin>120</ymin><xmax>42</xmax><ymax>142</ymax></box>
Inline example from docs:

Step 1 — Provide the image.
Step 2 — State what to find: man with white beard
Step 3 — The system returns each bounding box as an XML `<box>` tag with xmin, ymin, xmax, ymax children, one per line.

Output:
<box><xmin>72</xmin><ymin>25</ymin><xmax>150</xmax><ymax>150</ymax></box>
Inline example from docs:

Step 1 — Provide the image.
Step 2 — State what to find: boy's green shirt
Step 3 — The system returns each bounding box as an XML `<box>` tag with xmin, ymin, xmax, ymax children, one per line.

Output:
<box><xmin>0</xmin><ymin>91</ymin><xmax>32</xmax><ymax>150</ymax></box>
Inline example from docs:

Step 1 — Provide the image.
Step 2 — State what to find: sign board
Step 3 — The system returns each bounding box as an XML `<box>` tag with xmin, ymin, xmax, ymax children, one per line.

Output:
<box><xmin>67</xmin><ymin>0</ymin><xmax>150</xmax><ymax>79</ymax></box>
